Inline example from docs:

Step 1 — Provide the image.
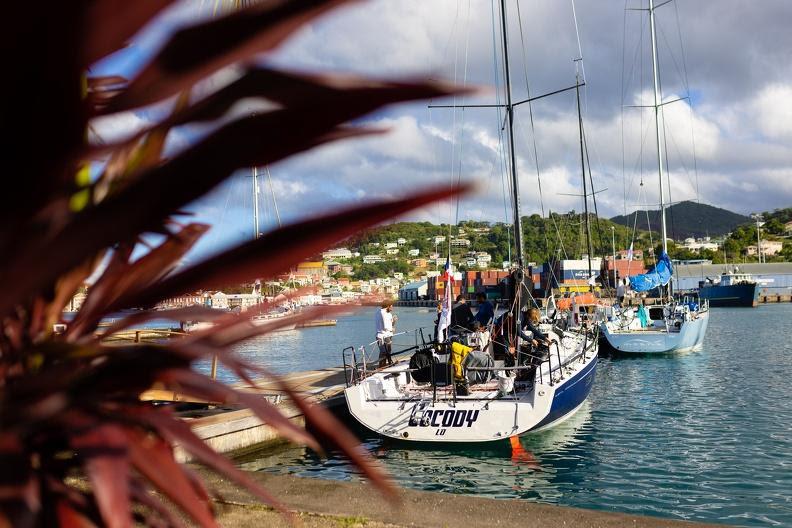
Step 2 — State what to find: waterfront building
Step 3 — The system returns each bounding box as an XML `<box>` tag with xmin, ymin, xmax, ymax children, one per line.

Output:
<box><xmin>296</xmin><ymin>261</ymin><xmax>326</xmax><ymax>279</ymax></box>
<box><xmin>746</xmin><ymin>240</ymin><xmax>783</xmax><ymax>256</ymax></box>
<box><xmin>681</xmin><ymin>237</ymin><xmax>719</xmax><ymax>252</ymax></box>
<box><xmin>321</xmin><ymin>247</ymin><xmax>353</xmax><ymax>260</ymax></box>
<box><xmin>399</xmin><ymin>280</ymin><xmax>428</xmax><ymax>301</ymax></box>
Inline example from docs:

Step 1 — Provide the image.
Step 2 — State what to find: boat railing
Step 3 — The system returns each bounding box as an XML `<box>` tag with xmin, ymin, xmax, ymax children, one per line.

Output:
<box><xmin>343</xmin><ymin>325</ymin><xmax>597</xmax><ymax>397</ymax></box>
<box><xmin>342</xmin><ymin>327</ymin><xmax>434</xmax><ymax>387</ymax></box>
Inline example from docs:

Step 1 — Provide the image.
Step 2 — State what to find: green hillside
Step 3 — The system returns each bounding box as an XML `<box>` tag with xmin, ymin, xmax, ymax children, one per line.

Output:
<box><xmin>610</xmin><ymin>201</ymin><xmax>750</xmax><ymax>239</ymax></box>
<box><xmin>338</xmin><ymin>205</ymin><xmax>790</xmax><ymax>279</ymax></box>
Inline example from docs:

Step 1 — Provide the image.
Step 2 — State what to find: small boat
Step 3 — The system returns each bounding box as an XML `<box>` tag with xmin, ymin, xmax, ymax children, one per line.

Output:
<box><xmin>698</xmin><ymin>267</ymin><xmax>760</xmax><ymax>307</ymax></box>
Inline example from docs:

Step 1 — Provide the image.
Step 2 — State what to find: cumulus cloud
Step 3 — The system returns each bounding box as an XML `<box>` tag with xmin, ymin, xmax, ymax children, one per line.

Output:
<box><xmin>99</xmin><ymin>0</ymin><xmax>792</xmax><ymax>255</ymax></box>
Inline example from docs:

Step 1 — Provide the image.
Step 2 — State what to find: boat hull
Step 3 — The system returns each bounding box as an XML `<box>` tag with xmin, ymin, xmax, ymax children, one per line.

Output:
<box><xmin>530</xmin><ymin>354</ymin><xmax>597</xmax><ymax>431</ymax></box>
<box><xmin>600</xmin><ymin>310</ymin><xmax>709</xmax><ymax>354</ymax></box>
<box><xmin>344</xmin><ymin>344</ymin><xmax>597</xmax><ymax>443</ymax></box>
<box><xmin>699</xmin><ymin>283</ymin><xmax>759</xmax><ymax>307</ymax></box>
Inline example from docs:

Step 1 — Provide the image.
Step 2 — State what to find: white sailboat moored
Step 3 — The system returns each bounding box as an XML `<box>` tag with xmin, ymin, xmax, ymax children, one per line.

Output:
<box><xmin>600</xmin><ymin>0</ymin><xmax>708</xmax><ymax>354</ymax></box>
<box><xmin>342</xmin><ymin>0</ymin><xmax>598</xmax><ymax>443</ymax></box>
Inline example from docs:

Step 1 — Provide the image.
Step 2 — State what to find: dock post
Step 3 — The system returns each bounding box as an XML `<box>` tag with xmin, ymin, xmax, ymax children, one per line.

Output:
<box><xmin>134</xmin><ymin>330</ymin><xmax>140</xmax><ymax>343</ymax></box>
<box><xmin>211</xmin><ymin>355</ymin><xmax>218</xmax><ymax>380</ymax></box>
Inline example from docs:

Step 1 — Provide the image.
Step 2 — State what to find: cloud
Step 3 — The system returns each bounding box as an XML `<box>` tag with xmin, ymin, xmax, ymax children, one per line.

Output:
<box><xmin>96</xmin><ymin>0</ymin><xmax>791</xmax><ymax>266</ymax></box>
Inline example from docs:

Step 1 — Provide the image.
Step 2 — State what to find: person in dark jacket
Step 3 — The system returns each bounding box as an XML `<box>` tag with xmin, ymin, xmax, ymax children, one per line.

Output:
<box><xmin>473</xmin><ymin>292</ymin><xmax>494</xmax><ymax>326</ymax></box>
<box><xmin>450</xmin><ymin>294</ymin><xmax>474</xmax><ymax>333</ymax></box>
<box><xmin>519</xmin><ymin>307</ymin><xmax>548</xmax><ymax>347</ymax></box>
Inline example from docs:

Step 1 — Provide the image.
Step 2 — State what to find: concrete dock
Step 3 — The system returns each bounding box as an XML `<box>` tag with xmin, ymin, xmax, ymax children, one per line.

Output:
<box><xmin>157</xmin><ymin>366</ymin><xmax>350</xmax><ymax>462</ymax></box>
<box><xmin>202</xmin><ymin>470</ymin><xmax>727</xmax><ymax>528</ymax></box>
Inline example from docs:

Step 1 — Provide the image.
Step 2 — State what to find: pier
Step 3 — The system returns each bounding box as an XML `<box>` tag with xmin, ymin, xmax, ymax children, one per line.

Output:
<box><xmin>142</xmin><ymin>366</ymin><xmax>349</xmax><ymax>462</ymax></box>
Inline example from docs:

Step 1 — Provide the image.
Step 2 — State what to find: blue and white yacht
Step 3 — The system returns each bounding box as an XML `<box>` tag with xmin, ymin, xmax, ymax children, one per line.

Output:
<box><xmin>343</xmin><ymin>0</ymin><xmax>598</xmax><ymax>443</ymax></box>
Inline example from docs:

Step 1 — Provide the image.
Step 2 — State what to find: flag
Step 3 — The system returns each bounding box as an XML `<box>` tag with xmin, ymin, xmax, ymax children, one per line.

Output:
<box><xmin>587</xmin><ymin>273</ymin><xmax>598</xmax><ymax>286</ymax></box>
<box><xmin>437</xmin><ymin>257</ymin><xmax>454</xmax><ymax>340</ymax></box>
<box><xmin>627</xmin><ymin>242</ymin><xmax>634</xmax><ymax>261</ymax></box>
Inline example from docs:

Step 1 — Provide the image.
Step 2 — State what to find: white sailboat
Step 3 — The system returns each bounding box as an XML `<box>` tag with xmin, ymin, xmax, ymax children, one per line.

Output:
<box><xmin>600</xmin><ymin>0</ymin><xmax>709</xmax><ymax>354</ymax></box>
<box><xmin>342</xmin><ymin>0</ymin><xmax>598</xmax><ymax>443</ymax></box>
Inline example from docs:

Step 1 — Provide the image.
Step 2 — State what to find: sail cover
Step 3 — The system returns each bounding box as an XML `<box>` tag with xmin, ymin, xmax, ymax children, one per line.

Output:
<box><xmin>629</xmin><ymin>251</ymin><xmax>673</xmax><ymax>292</ymax></box>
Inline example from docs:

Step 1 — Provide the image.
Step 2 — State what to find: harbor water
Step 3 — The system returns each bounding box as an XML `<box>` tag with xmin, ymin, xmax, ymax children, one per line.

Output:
<box><xmin>228</xmin><ymin>304</ymin><xmax>792</xmax><ymax>527</ymax></box>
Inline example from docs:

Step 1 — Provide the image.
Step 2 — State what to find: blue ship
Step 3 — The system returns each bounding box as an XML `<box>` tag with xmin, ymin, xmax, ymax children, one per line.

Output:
<box><xmin>698</xmin><ymin>268</ymin><xmax>760</xmax><ymax>307</ymax></box>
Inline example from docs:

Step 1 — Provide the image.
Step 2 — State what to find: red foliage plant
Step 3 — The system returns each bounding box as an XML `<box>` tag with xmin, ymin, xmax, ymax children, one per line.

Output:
<box><xmin>0</xmin><ymin>2</ymin><xmax>472</xmax><ymax>527</ymax></box>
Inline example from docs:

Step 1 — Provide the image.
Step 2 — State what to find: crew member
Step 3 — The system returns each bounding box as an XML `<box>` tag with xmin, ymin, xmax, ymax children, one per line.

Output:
<box><xmin>474</xmin><ymin>292</ymin><xmax>494</xmax><ymax>326</ymax></box>
<box><xmin>375</xmin><ymin>299</ymin><xmax>396</xmax><ymax>367</ymax></box>
<box><xmin>450</xmin><ymin>294</ymin><xmax>474</xmax><ymax>333</ymax></box>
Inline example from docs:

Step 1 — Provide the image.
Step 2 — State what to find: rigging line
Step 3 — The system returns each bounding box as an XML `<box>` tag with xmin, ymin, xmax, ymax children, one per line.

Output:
<box><xmin>673</xmin><ymin>0</ymin><xmax>702</xmax><ymax>225</ymax></box>
<box><xmin>490</xmin><ymin>1</ymin><xmax>513</xmax><ymax>238</ymax></box>
<box><xmin>582</xmin><ymin>118</ymin><xmax>615</xmax><ymax>296</ymax></box>
<box><xmin>454</xmin><ymin>0</ymin><xmax>473</xmax><ymax>228</ymax></box>
<box><xmin>621</xmin><ymin>0</ymin><xmax>628</xmax><ymax>217</ymax></box>
<box><xmin>652</xmin><ymin>3</ymin><xmax>676</xmax><ymax>249</ymax></box>
<box><xmin>514</xmin><ymin>0</ymin><xmax>553</xmax><ymax>266</ymax></box>
<box><xmin>570</xmin><ymin>0</ymin><xmax>586</xmax><ymax>83</ymax></box>
<box><xmin>661</xmin><ymin>104</ymin><xmax>676</xmax><ymax>241</ymax></box>
<box><xmin>448</xmin><ymin>0</ymin><xmax>462</xmax><ymax>247</ymax></box>
<box><xmin>264</xmin><ymin>166</ymin><xmax>281</xmax><ymax>228</ymax></box>
<box><xmin>623</xmin><ymin>8</ymin><xmax>651</xmax><ymax>218</ymax></box>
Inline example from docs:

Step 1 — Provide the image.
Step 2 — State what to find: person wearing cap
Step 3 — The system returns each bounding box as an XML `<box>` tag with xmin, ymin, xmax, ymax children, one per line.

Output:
<box><xmin>474</xmin><ymin>292</ymin><xmax>494</xmax><ymax>326</ymax></box>
<box><xmin>375</xmin><ymin>299</ymin><xmax>397</xmax><ymax>367</ymax></box>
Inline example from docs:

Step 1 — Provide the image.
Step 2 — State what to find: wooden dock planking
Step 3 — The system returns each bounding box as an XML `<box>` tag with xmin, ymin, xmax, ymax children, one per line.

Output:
<box><xmin>141</xmin><ymin>366</ymin><xmax>349</xmax><ymax>405</ymax></box>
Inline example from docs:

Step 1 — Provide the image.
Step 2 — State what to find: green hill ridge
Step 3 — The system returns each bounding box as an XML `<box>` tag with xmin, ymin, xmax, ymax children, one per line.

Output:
<box><xmin>609</xmin><ymin>201</ymin><xmax>750</xmax><ymax>239</ymax></box>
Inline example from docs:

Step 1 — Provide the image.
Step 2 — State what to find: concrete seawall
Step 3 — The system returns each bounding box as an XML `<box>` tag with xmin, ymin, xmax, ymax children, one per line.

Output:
<box><xmin>202</xmin><ymin>470</ymin><xmax>727</xmax><ymax>528</ymax></box>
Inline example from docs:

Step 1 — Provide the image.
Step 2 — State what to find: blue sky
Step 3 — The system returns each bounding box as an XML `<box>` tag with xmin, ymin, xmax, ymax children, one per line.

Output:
<box><xmin>91</xmin><ymin>0</ymin><xmax>792</xmax><ymax>264</ymax></box>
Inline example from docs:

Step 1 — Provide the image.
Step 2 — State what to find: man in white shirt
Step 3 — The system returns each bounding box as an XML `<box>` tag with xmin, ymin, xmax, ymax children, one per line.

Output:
<box><xmin>375</xmin><ymin>299</ymin><xmax>396</xmax><ymax>367</ymax></box>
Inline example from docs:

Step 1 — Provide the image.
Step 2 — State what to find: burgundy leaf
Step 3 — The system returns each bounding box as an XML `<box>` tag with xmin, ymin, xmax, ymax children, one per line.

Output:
<box><xmin>45</xmin><ymin>252</ymin><xmax>106</xmax><ymax>335</ymax></box>
<box><xmin>137</xmin><ymin>409</ymin><xmax>291</xmax><ymax>516</ymax></box>
<box><xmin>263</xmin><ymin>368</ymin><xmax>397</xmax><ymax>499</ymax></box>
<box><xmin>2</xmin><ymin>73</ymin><xmax>468</xmax><ymax>317</ymax></box>
<box><xmin>67</xmin><ymin>223</ymin><xmax>207</xmax><ymax>339</ymax></box>
<box><xmin>157</xmin><ymin>368</ymin><xmax>319</xmax><ymax>451</ymax></box>
<box><xmin>70</xmin><ymin>425</ymin><xmax>132</xmax><ymax>528</ymax></box>
<box><xmin>56</xmin><ymin>499</ymin><xmax>96</xmax><ymax>528</ymax></box>
<box><xmin>65</xmin><ymin>245</ymin><xmax>134</xmax><ymax>340</ymax></box>
<box><xmin>126</xmin><ymin>431</ymin><xmax>217</xmax><ymax>528</ymax></box>
<box><xmin>91</xmin><ymin>305</ymin><xmax>224</xmax><ymax>344</ymax></box>
<box><xmin>82</xmin><ymin>1</ymin><xmax>176</xmax><ymax>66</ymax></box>
<box><xmin>129</xmin><ymin>481</ymin><xmax>187</xmax><ymax>528</ymax></box>
<box><xmin>104</xmin><ymin>0</ymin><xmax>358</xmax><ymax>113</ymax></box>
<box><xmin>125</xmin><ymin>183</ymin><xmax>472</xmax><ymax>308</ymax></box>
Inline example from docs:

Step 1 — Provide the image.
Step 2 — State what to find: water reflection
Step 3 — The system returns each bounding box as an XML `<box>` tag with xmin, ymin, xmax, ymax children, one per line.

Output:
<box><xmin>241</xmin><ymin>402</ymin><xmax>594</xmax><ymax>503</ymax></box>
<box><xmin>236</xmin><ymin>305</ymin><xmax>792</xmax><ymax>527</ymax></box>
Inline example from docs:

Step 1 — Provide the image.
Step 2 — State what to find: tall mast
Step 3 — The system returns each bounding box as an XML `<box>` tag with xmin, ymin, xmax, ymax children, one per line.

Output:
<box><xmin>499</xmin><ymin>0</ymin><xmax>524</xmax><ymax>269</ymax></box>
<box><xmin>265</xmin><ymin>166</ymin><xmax>282</xmax><ymax>228</ymax></box>
<box><xmin>575</xmin><ymin>69</ymin><xmax>593</xmax><ymax>288</ymax></box>
<box><xmin>649</xmin><ymin>0</ymin><xmax>668</xmax><ymax>257</ymax></box>
<box><xmin>252</xmin><ymin>166</ymin><xmax>260</xmax><ymax>239</ymax></box>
